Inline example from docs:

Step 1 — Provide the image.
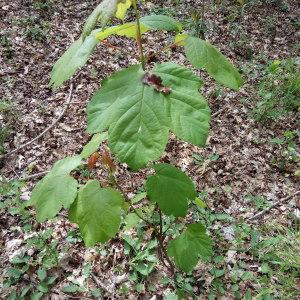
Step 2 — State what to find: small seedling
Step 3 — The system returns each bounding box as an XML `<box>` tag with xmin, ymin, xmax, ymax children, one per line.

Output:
<box><xmin>252</xmin><ymin>58</ymin><xmax>300</xmax><ymax>123</ymax></box>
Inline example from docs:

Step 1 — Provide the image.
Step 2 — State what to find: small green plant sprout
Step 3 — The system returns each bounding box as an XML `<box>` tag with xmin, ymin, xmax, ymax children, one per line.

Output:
<box><xmin>252</xmin><ymin>58</ymin><xmax>300</xmax><ymax>123</ymax></box>
<box><xmin>269</xmin><ymin>130</ymin><xmax>300</xmax><ymax>174</ymax></box>
<box><xmin>28</xmin><ymin>0</ymin><xmax>243</xmax><ymax>277</ymax></box>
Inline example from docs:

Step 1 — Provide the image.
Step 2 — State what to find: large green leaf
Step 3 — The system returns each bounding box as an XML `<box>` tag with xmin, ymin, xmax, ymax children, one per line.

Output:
<box><xmin>146</xmin><ymin>163</ymin><xmax>197</xmax><ymax>217</ymax></box>
<box><xmin>87</xmin><ymin>63</ymin><xmax>210</xmax><ymax>170</ymax></box>
<box><xmin>29</xmin><ymin>155</ymin><xmax>82</xmax><ymax>222</ymax></box>
<box><xmin>154</xmin><ymin>62</ymin><xmax>203</xmax><ymax>90</ymax></box>
<box><xmin>167</xmin><ymin>223</ymin><xmax>213</xmax><ymax>272</ymax></box>
<box><xmin>87</xmin><ymin>64</ymin><xmax>169</xmax><ymax>170</ymax></box>
<box><xmin>69</xmin><ymin>180</ymin><xmax>124</xmax><ymax>246</ymax></box>
<box><xmin>140</xmin><ymin>14</ymin><xmax>182</xmax><ymax>32</ymax></box>
<box><xmin>82</xmin><ymin>0</ymin><xmax>118</xmax><ymax>40</ymax></box>
<box><xmin>87</xmin><ymin>65</ymin><xmax>142</xmax><ymax>134</ymax></box>
<box><xmin>184</xmin><ymin>36</ymin><xmax>243</xmax><ymax>90</ymax></box>
<box><xmin>50</xmin><ymin>30</ymin><xmax>101</xmax><ymax>89</ymax></box>
<box><xmin>154</xmin><ymin>63</ymin><xmax>210</xmax><ymax>146</ymax></box>
<box><xmin>31</xmin><ymin>174</ymin><xmax>78</xmax><ymax>223</ymax></box>
<box><xmin>80</xmin><ymin>132</ymin><xmax>108</xmax><ymax>159</ymax></box>
<box><xmin>108</xmin><ymin>86</ymin><xmax>169</xmax><ymax>170</ymax></box>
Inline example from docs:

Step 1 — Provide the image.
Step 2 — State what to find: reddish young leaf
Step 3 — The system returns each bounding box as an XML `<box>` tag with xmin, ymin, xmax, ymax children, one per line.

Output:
<box><xmin>87</xmin><ymin>152</ymin><xmax>100</xmax><ymax>169</ymax></box>
<box><xmin>102</xmin><ymin>149</ymin><xmax>116</xmax><ymax>173</ymax></box>
<box><xmin>142</xmin><ymin>72</ymin><xmax>172</xmax><ymax>95</ymax></box>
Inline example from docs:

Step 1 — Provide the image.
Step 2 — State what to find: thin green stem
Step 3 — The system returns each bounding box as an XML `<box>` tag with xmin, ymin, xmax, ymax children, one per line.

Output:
<box><xmin>110</xmin><ymin>173</ymin><xmax>177</xmax><ymax>280</ymax></box>
<box><xmin>157</xmin><ymin>208</ymin><xmax>177</xmax><ymax>282</ymax></box>
<box><xmin>132</xmin><ymin>0</ymin><xmax>146</xmax><ymax>70</ymax></box>
<box><xmin>163</xmin><ymin>223</ymin><xmax>172</xmax><ymax>236</ymax></box>
<box><xmin>110</xmin><ymin>174</ymin><xmax>152</xmax><ymax>226</ymax></box>
<box><xmin>159</xmin><ymin>208</ymin><xmax>163</xmax><ymax>236</ymax></box>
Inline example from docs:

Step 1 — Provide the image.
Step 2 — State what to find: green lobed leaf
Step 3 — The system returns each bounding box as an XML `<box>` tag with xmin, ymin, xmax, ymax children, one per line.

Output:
<box><xmin>87</xmin><ymin>64</ymin><xmax>169</xmax><ymax>170</ymax></box>
<box><xmin>167</xmin><ymin>223</ymin><xmax>213</xmax><ymax>272</ymax></box>
<box><xmin>50</xmin><ymin>29</ymin><xmax>101</xmax><ymax>89</ymax></box>
<box><xmin>87</xmin><ymin>64</ymin><xmax>142</xmax><ymax>134</ymax></box>
<box><xmin>87</xmin><ymin>63</ymin><xmax>210</xmax><ymax>169</ymax></box>
<box><xmin>184</xmin><ymin>36</ymin><xmax>243</xmax><ymax>90</ymax></box>
<box><xmin>31</xmin><ymin>174</ymin><xmax>78</xmax><ymax>223</ymax></box>
<box><xmin>146</xmin><ymin>163</ymin><xmax>197</xmax><ymax>217</ymax></box>
<box><xmin>154</xmin><ymin>63</ymin><xmax>210</xmax><ymax>146</ymax></box>
<box><xmin>82</xmin><ymin>0</ymin><xmax>118</xmax><ymax>40</ymax></box>
<box><xmin>69</xmin><ymin>180</ymin><xmax>124</xmax><ymax>246</ymax></box>
<box><xmin>108</xmin><ymin>86</ymin><xmax>169</xmax><ymax>170</ymax></box>
<box><xmin>29</xmin><ymin>156</ymin><xmax>82</xmax><ymax>222</ymax></box>
<box><xmin>154</xmin><ymin>62</ymin><xmax>203</xmax><ymax>89</ymax></box>
<box><xmin>140</xmin><ymin>14</ymin><xmax>182</xmax><ymax>32</ymax></box>
<box><xmin>80</xmin><ymin>132</ymin><xmax>108</xmax><ymax>159</ymax></box>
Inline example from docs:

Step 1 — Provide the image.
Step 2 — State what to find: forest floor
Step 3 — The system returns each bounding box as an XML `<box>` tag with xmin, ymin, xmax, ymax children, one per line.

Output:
<box><xmin>0</xmin><ymin>0</ymin><xmax>299</xmax><ymax>299</ymax></box>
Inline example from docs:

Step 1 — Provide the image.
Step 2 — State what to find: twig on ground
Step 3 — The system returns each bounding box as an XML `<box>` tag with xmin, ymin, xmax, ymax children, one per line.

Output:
<box><xmin>61</xmin><ymin>125</ymin><xmax>85</xmax><ymax>132</ymax></box>
<box><xmin>0</xmin><ymin>84</ymin><xmax>74</xmax><ymax>161</ymax></box>
<box><xmin>101</xmin><ymin>40</ymin><xmax>133</xmax><ymax>58</ymax></box>
<box><xmin>212</xmin><ymin>105</ymin><xmax>228</xmax><ymax>118</ymax></box>
<box><xmin>249</xmin><ymin>190</ymin><xmax>300</xmax><ymax>221</ymax></box>
<box><xmin>91</xmin><ymin>273</ymin><xmax>113</xmax><ymax>296</ymax></box>
<box><xmin>18</xmin><ymin>171</ymin><xmax>49</xmax><ymax>181</ymax></box>
<box><xmin>6</xmin><ymin>162</ymin><xmax>20</xmax><ymax>178</ymax></box>
<box><xmin>0</xmin><ymin>70</ymin><xmax>18</xmax><ymax>76</ymax></box>
<box><xmin>52</xmin><ymin>289</ymin><xmax>93</xmax><ymax>300</ymax></box>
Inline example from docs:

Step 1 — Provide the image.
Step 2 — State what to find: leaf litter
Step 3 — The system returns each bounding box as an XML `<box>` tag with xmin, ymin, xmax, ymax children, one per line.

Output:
<box><xmin>0</xmin><ymin>0</ymin><xmax>299</xmax><ymax>298</ymax></box>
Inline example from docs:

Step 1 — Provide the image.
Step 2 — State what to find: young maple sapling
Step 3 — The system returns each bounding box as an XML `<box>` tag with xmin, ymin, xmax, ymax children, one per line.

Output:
<box><xmin>28</xmin><ymin>0</ymin><xmax>243</xmax><ymax>278</ymax></box>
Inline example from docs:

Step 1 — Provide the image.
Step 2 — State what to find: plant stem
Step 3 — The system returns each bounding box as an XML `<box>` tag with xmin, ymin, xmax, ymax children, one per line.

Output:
<box><xmin>163</xmin><ymin>223</ymin><xmax>172</xmax><ymax>235</ymax></box>
<box><xmin>110</xmin><ymin>173</ymin><xmax>177</xmax><ymax>280</ymax></box>
<box><xmin>159</xmin><ymin>208</ymin><xmax>163</xmax><ymax>237</ymax></box>
<box><xmin>157</xmin><ymin>208</ymin><xmax>177</xmax><ymax>282</ymax></box>
<box><xmin>110</xmin><ymin>174</ymin><xmax>153</xmax><ymax>226</ymax></box>
<box><xmin>132</xmin><ymin>0</ymin><xmax>146</xmax><ymax>70</ymax></box>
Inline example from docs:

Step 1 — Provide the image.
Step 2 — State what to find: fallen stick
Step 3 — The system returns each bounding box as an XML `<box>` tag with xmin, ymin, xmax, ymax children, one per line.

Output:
<box><xmin>249</xmin><ymin>190</ymin><xmax>300</xmax><ymax>221</ymax></box>
<box><xmin>212</xmin><ymin>105</ymin><xmax>228</xmax><ymax>118</ymax></box>
<box><xmin>0</xmin><ymin>83</ymin><xmax>74</xmax><ymax>161</ymax></box>
<box><xmin>19</xmin><ymin>171</ymin><xmax>49</xmax><ymax>181</ymax></box>
<box><xmin>91</xmin><ymin>273</ymin><xmax>113</xmax><ymax>296</ymax></box>
<box><xmin>52</xmin><ymin>289</ymin><xmax>93</xmax><ymax>300</ymax></box>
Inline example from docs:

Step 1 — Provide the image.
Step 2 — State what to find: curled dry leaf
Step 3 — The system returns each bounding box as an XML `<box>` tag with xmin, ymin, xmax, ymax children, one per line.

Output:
<box><xmin>87</xmin><ymin>152</ymin><xmax>100</xmax><ymax>169</ymax></box>
<box><xmin>102</xmin><ymin>149</ymin><xmax>117</xmax><ymax>173</ymax></box>
<box><xmin>142</xmin><ymin>72</ymin><xmax>172</xmax><ymax>95</ymax></box>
